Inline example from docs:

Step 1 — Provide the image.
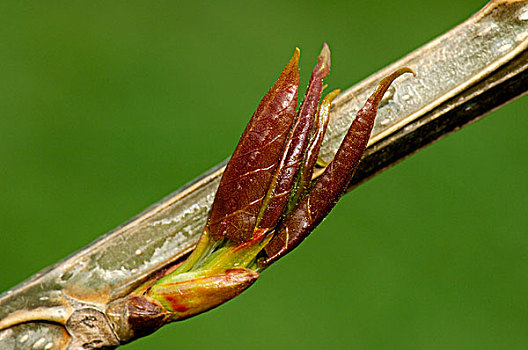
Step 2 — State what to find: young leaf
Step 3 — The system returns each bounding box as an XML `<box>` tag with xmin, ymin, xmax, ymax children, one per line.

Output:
<box><xmin>264</xmin><ymin>68</ymin><xmax>415</xmax><ymax>265</ymax></box>
<box><xmin>207</xmin><ymin>49</ymin><xmax>300</xmax><ymax>243</ymax></box>
<box><xmin>257</xmin><ymin>43</ymin><xmax>332</xmax><ymax>232</ymax></box>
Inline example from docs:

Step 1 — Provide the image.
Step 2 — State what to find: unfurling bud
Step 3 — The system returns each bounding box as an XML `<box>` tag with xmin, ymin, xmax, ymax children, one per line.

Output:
<box><xmin>107</xmin><ymin>45</ymin><xmax>415</xmax><ymax>344</ymax></box>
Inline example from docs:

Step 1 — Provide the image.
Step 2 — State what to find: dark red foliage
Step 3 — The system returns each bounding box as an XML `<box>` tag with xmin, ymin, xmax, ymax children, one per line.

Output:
<box><xmin>258</xmin><ymin>44</ymin><xmax>331</xmax><ymax>231</ymax></box>
<box><xmin>207</xmin><ymin>50</ymin><xmax>300</xmax><ymax>243</ymax></box>
<box><xmin>206</xmin><ymin>42</ymin><xmax>413</xmax><ymax>264</ymax></box>
<box><xmin>264</xmin><ymin>68</ymin><xmax>415</xmax><ymax>265</ymax></box>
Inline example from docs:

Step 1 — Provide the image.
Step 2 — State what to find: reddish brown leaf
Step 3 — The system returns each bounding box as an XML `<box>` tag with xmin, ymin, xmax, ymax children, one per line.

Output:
<box><xmin>286</xmin><ymin>88</ymin><xmax>341</xmax><ymax>213</ymax></box>
<box><xmin>257</xmin><ymin>44</ymin><xmax>332</xmax><ymax>231</ymax></box>
<box><xmin>207</xmin><ymin>49</ymin><xmax>300</xmax><ymax>243</ymax></box>
<box><xmin>263</xmin><ymin>68</ymin><xmax>415</xmax><ymax>265</ymax></box>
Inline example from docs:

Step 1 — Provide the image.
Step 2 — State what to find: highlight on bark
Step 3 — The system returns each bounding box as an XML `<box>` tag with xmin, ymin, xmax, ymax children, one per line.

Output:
<box><xmin>105</xmin><ymin>44</ymin><xmax>415</xmax><ymax>343</ymax></box>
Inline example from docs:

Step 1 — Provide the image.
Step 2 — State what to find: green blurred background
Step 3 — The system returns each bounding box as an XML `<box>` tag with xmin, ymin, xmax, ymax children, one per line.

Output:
<box><xmin>1</xmin><ymin>1</ymin><xmax>527</xmax><ymax>348</ymax></box>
